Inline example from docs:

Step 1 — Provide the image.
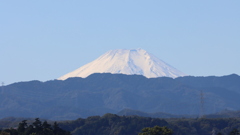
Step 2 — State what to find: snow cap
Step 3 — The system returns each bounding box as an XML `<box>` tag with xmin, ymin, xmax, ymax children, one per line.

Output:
<box><xmin>58</xmin><ymin>49</ymin><xmax>186</xmax><ymax>80</ymax></box>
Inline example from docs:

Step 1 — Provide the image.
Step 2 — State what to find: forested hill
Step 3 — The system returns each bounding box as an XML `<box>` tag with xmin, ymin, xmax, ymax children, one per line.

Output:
<box><xmin>1</xmin><ymin>114</ymin><xmax>240</xmax><ymax>135</ymax></box>
<box><xmin>57</xmin><ymin>113</ymin><xmax>240</xmax><ymax>135</ymax></box>
<box><xmin>1</xmin><ymin>73</ymin><xmax>240</xmax><ymax>120</ymax></box>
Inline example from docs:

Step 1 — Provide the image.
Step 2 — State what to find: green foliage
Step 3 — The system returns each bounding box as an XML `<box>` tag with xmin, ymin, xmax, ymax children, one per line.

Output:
<box><xmin>2</xmin><ymin>115</ymin><xmax>240</xmax><ymax>135</ymax></box>
<box><xmin>138</xmin><ymin>126</ymin><xmax>173</xmax><ymax>135</ymax></box>
<box><xmin>57</xmin><ymin>114</ymin><xmax>240</xmax><ymax>135</ymax></box>
<box><xmin>17</xmin><ymin>120</ymin><xmax>27</xmax><ymax>134</ymax></box>
<box><xmin>67</xmin><ymin>114</ymin><xmax>169</xmax><ymax>135</ymax></box>
<box><xmin>229</xmin><ymin>128</ymin><xmax>240</xmax><ymax>135</ymax></box>
<box><xmin>0</xmin><ymin>131</ymin><xmax>10</xmax><ymax>135</ymax></box>
<box><xmin>2</xmin><ymin>118</ymin><xmax>70</xmax><ymax>135</ymax></box>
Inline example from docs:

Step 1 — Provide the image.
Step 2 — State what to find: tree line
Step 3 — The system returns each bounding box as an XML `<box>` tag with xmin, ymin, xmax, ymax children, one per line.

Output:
<box><xmin>59</xmin><ymin>113</ymin><xmax>240</xmax><ymax>135</ymax></box>
<box><xmin>0</xmin><ymin>118</ymin><xmax>70</xmax><ymax>135</ymax></box>
<box><xmin>1</xmin><ymin>114</ymin><xmax>240</xmax><ymax>135</ymax></box>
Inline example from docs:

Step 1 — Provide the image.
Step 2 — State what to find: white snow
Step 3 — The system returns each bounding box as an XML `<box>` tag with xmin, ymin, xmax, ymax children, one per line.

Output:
<box><xmin>58</xmin><ymin>49</ymin><xmax>187</xmax><ymax>80</ymax></box>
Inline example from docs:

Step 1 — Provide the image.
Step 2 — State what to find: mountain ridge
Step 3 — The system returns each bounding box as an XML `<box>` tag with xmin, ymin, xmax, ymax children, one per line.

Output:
<box><xmin>1</xmin><ymin>73</ymin><xmax>240</xmax><ymax>120</ymax></box>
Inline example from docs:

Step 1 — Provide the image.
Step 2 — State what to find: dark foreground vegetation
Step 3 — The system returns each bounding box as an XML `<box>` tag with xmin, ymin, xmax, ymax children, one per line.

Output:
<box><xmin>1</xmin><ymin>114</ymin><xmax>240</xmax><ymax>135</ymax></box>
<box><xmin>0</xmin><ymin>118</ymin><xmax>70</xmax><ymax>135</ymax></box>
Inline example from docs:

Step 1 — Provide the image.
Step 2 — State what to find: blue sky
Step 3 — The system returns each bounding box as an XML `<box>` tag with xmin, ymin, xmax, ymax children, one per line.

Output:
<box><xmin>1</xmin><ymin>1</ymin><xmax>240</xmax><ymax>85</ymax></box>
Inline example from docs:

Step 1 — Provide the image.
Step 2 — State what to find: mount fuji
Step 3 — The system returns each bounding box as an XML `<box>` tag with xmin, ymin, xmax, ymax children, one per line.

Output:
<box><xmin>58</xmin><ymin>49</ymin><xmax>187</xmax><ymax>80</ymax></box>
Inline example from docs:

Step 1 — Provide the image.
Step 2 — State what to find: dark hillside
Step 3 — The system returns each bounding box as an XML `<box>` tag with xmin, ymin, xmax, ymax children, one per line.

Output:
<box><xmin>57</xmin><ymin>114</ymin><xmax>240</xmax><ymax>135</ymax></box>
<box><xmin>1</xmin><ymin>73</ymin><xmax>240</xmax><ymax>120</ymax></box>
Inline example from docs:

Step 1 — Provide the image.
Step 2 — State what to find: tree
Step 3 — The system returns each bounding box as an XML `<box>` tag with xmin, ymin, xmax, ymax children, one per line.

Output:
<box><xmin>17</xmin><ymin>120</ymin><xmax>28</xmax><ymax>134</ymax></box>
<box><xmin>0</xmin><ymin>131</ymin><xmax>10</xmax><ymax>135</ymax></box>
<box><xmin>3</xmin><ymin>128</ymin><xmax>18</xmax><ymax>135</ymax></box>
<box><xmin>230</xmin><ymin>128</ymin><xmax>240</xmax><ymax>135</ymax></box>
<box><xmin>32</xmin><ymin>118</ymin><xmax>43</xmax><ymax>134</ymax></box>
<box><xmin>42</xmin><ymin>121</ymin><xmax>53</xmax><ymax>135</ymax></box>
<box><xmin>139</xmin><ymin>126</ymin><xmax>173</xmax><ymax>135</ymax></box>
<box><xmin>2</xmin><ymin>118</ymin><xmax>70</xmax><ymax>135</ymax></box>
<box><xmin>24</xmin><ymin>125</ymin><xmax>35</xmax><ymax>135</ymax></box>
<box><xmin>53</xmin><ymin>121</ymin><xmax>70</xmax><ymax>135</ymax></box>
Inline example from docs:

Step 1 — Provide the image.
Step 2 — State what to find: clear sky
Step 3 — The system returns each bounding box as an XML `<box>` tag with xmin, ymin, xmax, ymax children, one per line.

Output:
<box><xmin>1</xmin><ymin>1</ymin><xmax>240</xmax><ymax>85</ymax></box>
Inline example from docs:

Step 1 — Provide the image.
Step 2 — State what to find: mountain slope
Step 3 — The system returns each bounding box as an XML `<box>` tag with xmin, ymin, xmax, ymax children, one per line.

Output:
<box><xmin>1</xmin><ymin>74</ymin><xmax>240</xmax><ymax>120</ymax></box>
<box><xmin>58</xmin><ymin>49</ymin><xmax>186</xmax><ymax>80</ymax></box>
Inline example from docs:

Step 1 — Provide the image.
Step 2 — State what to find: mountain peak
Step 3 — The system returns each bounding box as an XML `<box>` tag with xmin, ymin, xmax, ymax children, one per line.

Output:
<box><xmin>58</xmin><ymin>49</ymin><xmax>187</xmax><ymax>80</ymax></box>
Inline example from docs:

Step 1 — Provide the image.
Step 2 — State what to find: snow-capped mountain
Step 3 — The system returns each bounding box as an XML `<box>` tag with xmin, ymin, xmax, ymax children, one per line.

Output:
<box><xmin>58</xmin><ymin>49</ymin><xmax>186</xmax><ymax>80</ymax></box>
